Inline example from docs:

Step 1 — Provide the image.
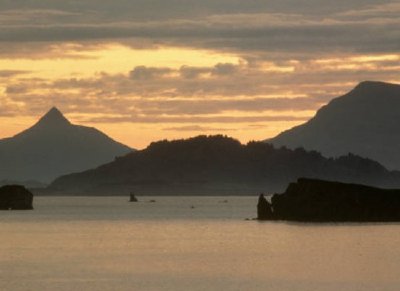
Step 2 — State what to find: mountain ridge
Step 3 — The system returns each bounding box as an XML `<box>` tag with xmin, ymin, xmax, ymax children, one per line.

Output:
<box><xmin>0</xmin><ymin>107</ymin><xmax>132</xmax><ymax>183</ymax></box>
<box><xmin>47</xmin><ymin>135</ymin><xmax>400</xmax><ymax>196</ymax></box>
<box><xmin>268</xmin><ymin>81</ymin><xmax>400</xmax><ymax>170</ymax></box>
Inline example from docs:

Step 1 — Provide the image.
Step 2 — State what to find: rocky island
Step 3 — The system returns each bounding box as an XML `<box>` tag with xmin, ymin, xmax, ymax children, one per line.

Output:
<box><xmin>258</xmin><ymin>178</ymin><xmax>400</xmax><ymax>222</ymax></box>
<box><xmin>0</xmin><ymin>185</ymin><xmax>34</xmax><ymax>210</ymax></box>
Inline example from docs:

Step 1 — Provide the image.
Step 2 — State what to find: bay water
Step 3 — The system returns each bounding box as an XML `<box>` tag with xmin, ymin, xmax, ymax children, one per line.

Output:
<box><xmin>1</xmin><ymin>196</ymin><xmax>400</xmax><ymax>290</ymax></box>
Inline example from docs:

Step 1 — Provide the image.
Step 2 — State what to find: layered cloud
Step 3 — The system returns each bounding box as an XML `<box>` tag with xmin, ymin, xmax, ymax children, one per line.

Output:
<box><xmin>0</xmin><ymin>1</ymin><xmax>399</xmax><ymax>57</ymax></box>
<box><xmin>3</xmin><ymin>55</ymin><xmax>398</xmax><ymax>119</ymax></box>
<box><xmin>0</xmin><ymin>0</ymin><xmax>399</xmax><ymax>147</ymax></box>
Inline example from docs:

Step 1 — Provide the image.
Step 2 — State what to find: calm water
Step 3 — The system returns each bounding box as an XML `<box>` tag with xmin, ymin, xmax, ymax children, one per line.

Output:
<box><xmin>1</xmin><ymin>196</ymin><xmax>400</xmax><ymax>291</ymax></box>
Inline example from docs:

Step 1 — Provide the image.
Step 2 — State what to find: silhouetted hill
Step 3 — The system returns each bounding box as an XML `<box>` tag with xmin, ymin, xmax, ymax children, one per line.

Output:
<box><xmin>48</xmin><ymin>135</ymin><xmax>400</xmax><ymax>195</ymax></box>
<box><xmin>269</xmin><ymin>81</ymin><xmax>400</xmax><ymax>170</ymax></box>
<box><xmin>0</xmin><ymin>107</ymin><xmax>132</xmax><ymax>183</ymax></box>
<box><xmin>0</xmin><ymin>179</ymin><xmax>46</xmax><ymax>189</ymax></box>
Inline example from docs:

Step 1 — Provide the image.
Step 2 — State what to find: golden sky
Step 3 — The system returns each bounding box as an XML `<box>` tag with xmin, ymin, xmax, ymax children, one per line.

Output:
<box><xmin>0</xmin><ymin>1</ymin><xmax>399</xmax><ymax>148</ymax></box>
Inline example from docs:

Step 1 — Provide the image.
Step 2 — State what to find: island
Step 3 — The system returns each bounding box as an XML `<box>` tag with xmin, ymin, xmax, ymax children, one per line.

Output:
<box><xmin>0</xmin><ymin>185</ymin><xmax>34</xmax><ymax>210</ymax></box>
<box><xmin>257</xmin><ymin>178</ymin><xmax>400</xmax><ymax>222</ymax></box>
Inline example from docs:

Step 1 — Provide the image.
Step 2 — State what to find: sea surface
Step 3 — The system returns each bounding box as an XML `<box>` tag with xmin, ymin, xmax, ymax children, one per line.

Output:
<box><xmin>1</xmin><ymin>196</ymin><xmax>400</xmax><ymax>291</ymax></box>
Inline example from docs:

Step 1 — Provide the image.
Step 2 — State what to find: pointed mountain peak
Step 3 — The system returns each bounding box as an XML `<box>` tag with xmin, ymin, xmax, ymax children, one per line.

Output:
<box><xmin>36</xmin><ymin>107</ymin><xmax>71</xmax><ymax>127</ymax></box>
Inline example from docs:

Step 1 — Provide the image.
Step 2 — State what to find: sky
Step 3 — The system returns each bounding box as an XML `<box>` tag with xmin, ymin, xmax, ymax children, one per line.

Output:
<box><xmin>0</xmin><ymin>0</ymin><xmax>399</xmax><ymax>149</ymax></box>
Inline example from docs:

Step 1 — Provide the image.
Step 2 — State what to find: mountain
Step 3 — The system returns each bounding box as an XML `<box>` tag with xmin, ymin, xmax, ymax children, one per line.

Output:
<box><xmin>0</xmin><ymin>107</ymin><xmax>132</xmax><ymax>183</ymax></box>
<box><xmin>47</xmin><ymin>135</ymin><xmax>400</xmax><ymax>195</ymax></box>
<box><xmin>269</xmin><ymin>81</ymin><xmax>400</xmax><ymax>170</ymax></box>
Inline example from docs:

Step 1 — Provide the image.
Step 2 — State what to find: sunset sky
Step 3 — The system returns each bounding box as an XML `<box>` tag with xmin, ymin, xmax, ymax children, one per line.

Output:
<box><xmin>0</xmin><ymin>0</ymin><xmax>399</xmax><ymax>149</ymax></box>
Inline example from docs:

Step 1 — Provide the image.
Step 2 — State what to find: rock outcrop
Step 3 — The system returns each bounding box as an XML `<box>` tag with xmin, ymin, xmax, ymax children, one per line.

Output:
<box><xmin>258</xmin><ymin>178</ymin><xmax>400</xmax><ymax>222</ymax></box>
<box><xmin>0</xmin><ymin>185</ymin><xmax>33</xmax><ymax>210</ymax></box>
<box><xmin>129</xmin><ymin>193</ymin><xmax>138</xmax><ymax>202</ymax></box>
<box><xmin>257</xmin><ymin>194</ymin><xmax>273</xmax><ymax>220</ymax></box>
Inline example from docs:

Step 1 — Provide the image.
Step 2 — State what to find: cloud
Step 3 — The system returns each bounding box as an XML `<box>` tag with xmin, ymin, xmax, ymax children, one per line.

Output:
<box><xmin>180</xmin><ymin>66</ymin><xmax>210</xmax><ymax>79</ymax></box>
<box><xmin>132</xmin><ymin>97</ymin><xmax>320</xmax><ymax>115</ymax></box>
<box><xmin>80</xmin><ymin>114</ymin><xmax>310</xmax><ymax>124</ymax></box>
<box><xmin>3</xmin><ymin>52</ymin><xmax>399</xmax><ymax>121</ymax></box>
<box><xmin>0</xmin><ymin>9</ymin><xmax>80</xmax><ymax>25</ymax></box>
<box><xmin>5</xmin><ymin>84</ymin><xmax>29</xmax><ymax>94</ymax></box>
<box><xmin>212</xmin><ymin>63</ymin><xmax>237</xmax><ymax>75</ymax></box>
<box><xmin>0</xmin><ymin>1</ymin><xmax>393</xmax><ymax>20</ymax></box>
<box><xmin>129</xmin><ymin>66</ymin><xmax>172</xmax><ymax>80</ymax></box>
<box><xmin>336</xmin><ymin>2</ymin><xmax>400</xmax><ymax>19</ymax></box>
<box><xmin>0</xmin><ymin>70</ymin><xmax>30</xmax><ymax>78</ymax></box>
<box><xmin>0</xmin><ymin>1</ymin><xmax>398</xmax><ymax>59</ymax></box>
<box><xmin>0</xmin><ymin>17</ymin><xmax>398</xmax><ymax>56</ymax></box>
<box><xmin>1</xmin><ymin>0</ymin><xmax>399</xmax><ymax>138</ymax></box>
<box><xmin>162</xmin><ymin>125</ymin><xmax>234</xmax><ymax>132</ymax></box>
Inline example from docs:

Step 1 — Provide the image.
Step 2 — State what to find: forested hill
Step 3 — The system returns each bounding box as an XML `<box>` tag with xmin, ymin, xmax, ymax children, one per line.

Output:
<box><xmin>48</xmin><ymin>135</ymin><xmax>400</xmax><ymax>195</ymax></box>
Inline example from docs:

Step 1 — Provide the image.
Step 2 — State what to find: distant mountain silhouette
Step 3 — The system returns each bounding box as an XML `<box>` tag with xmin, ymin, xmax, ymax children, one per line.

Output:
<box><xmin>0</xmin><ymin>107</ymin><xmax>132</xmax><ymax>183</ymax></box>
<box><xmin>0</xmin><ymin>179</ymin><xmax>46</xmax><ymax>189</ymax></box>
<box><xmin>269</xmin><ymin>81</ymin><xmax>400</xmax><ymax>170</ymax></box>
<box><xmin>47</xmin><ymin>135</ymin><xmax>400</xmax><ymax>195</ymax></box>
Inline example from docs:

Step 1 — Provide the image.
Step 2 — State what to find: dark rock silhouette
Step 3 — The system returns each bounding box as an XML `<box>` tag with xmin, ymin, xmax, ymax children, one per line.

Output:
<box><xmin>48</xmin><ymin>135</ymin><xmax>400</xmax><ymax>195</ymax></box>
<box><xmin>257</xmin><ymin>194</ymin><xmax>272</xmax><ymax>220</ymax></box>
<box><xmin>0</xmin><ymin>107</ymin><xmax>132</xmax><ymax>183</ymax></box>
<box><xmin>269</xmin><ymin>81</ymin><xmax>400</xmax><ymax>170</ymax></box>
<box><xmin>0</xmin><ymin>185</ymin><xmax>33</xmax><ymax>210</ymax></box>
<box><xmin>129</xmin><ymin>193</ymin><xmax>138</xmax><ymax>202</ymax></box>
<box><xmin>259</xmin><ymin>178</ymin><xmax>400</xmax><ymax>222</ymax></box>
<box><xmin>0</xmin><ymin>179</ymin><xmax>46</xmax><ymax>189</ymax></box>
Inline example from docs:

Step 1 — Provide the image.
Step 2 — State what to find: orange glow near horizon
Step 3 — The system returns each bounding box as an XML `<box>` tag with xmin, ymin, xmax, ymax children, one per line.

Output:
<box><xmin>0</xmin><ymin>42</ymin><xmax>399</xmax><ymax>148</ymax></box>
<box><xmin>0</xmin><ymin>110</ymin><xmax>311</xmax><ymax>149</ymax></box>
<box><xmin>0</xmin><ymin>44</ymin><xmax>241</xmax><ymax>79</ymax></box>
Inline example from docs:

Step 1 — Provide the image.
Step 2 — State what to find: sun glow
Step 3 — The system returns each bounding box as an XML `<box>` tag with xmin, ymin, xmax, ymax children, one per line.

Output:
<box><xmin>0</xmin><ymin>43</ymin><xmax>241</xmax><ymax>79</ymax></box>
<box><xmin>1</xmin><ymin>44</ymin><xmax>399</xmax><ymax>148</ymax></box>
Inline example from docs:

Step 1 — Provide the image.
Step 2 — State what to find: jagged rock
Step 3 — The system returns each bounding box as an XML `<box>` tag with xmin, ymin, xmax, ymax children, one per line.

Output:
<box><xmin>257</xmin><ymin>194</ymin><xmax>273</xmax><ymax>220</ymax></box>
<box><xmin>0</xmin><ymin>185</ymin><xmax>33</xmax><ymax>210</ymax></box>
<box><xmin>266</xmin><ymin>178</ymin><xmax>400</xmax><ymax>222</ymax></box>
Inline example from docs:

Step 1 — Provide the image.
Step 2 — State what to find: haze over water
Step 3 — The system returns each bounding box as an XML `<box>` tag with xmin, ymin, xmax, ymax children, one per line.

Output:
<box><xmin>1</xmin><ymin>196</ymin><xmax>400</xmax><ymax>291</ymax></box>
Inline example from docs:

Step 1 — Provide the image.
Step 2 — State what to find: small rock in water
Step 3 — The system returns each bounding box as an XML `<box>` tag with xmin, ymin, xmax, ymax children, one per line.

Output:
<box><xmin>149</xmin><ymin>199</ymin><xmax>156</xmax><ymax>203</ymax></box>
<box><xmin>257</xmin><ymin>193</ymin><xmax>273</xmax><ymax>220</ymax></box>
<box><xmin>129</xmin><ymin>192</ymin><xmax>138</xmax><ymax>202</ymax></box>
